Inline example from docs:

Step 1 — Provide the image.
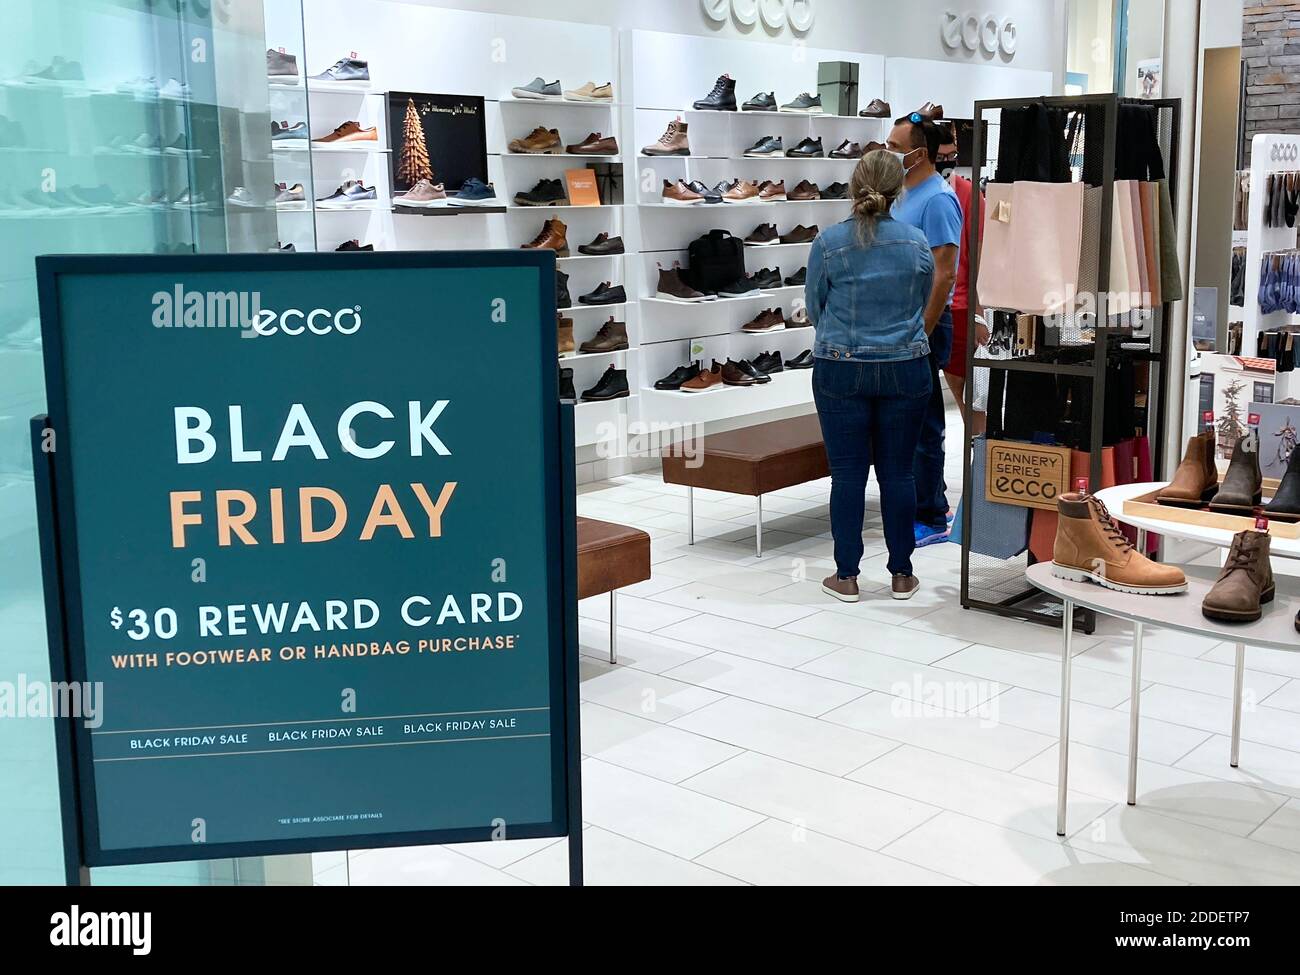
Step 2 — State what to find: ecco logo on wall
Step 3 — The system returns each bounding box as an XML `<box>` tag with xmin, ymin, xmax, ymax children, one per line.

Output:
<box><xmin>150</xmin><ymin>285</ymin><xmax>362</xmax><ymax>336</ymax></box>
<box><xmin>1270</xmin><ymin>142</ymin><xmax>1300</xmax><ymax>163</ymax></box>
<box><xmin>942</xmin><ymin>9</ymin><xmax>1018</xmax><ymax>57</ymax></box>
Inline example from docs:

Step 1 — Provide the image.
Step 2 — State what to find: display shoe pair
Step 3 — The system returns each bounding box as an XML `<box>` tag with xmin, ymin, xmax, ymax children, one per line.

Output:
<box><xmin>1157</xmin><ymin>430</ymin><xmax>1218</xmax><ymax>506</ymax></box>
<box><xmin>1051</xmin><ymin>492</ymin><xmax>1187</xmax><ymax>594</ymax></box>
<box><xmin>1209</xmin><ymin>432</ymin><xmax>1262</xmax><ymax>513</ymax></box>
<box><xmin>1202</xmin><ymin>530</ymin><xmax>1274</xmax><ymax>623</ymax></box>
<box><xmin>1265</xmin><ymin>442</ymin><xmax>1300</xmax><ymax>520</ymax></box>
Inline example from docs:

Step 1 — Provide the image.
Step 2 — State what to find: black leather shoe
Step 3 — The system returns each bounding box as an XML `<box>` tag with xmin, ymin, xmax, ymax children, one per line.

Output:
<box><xmin>753</xmin><ymin>351</ymin><xmax>784</xmax><ymax>375</ymax></box>
<box><xmin>735</xmin><ymin>358</ymin><xmax>772</xmax><ymax>384</ymax></box>
<box><xmin>785</xmin><ymin>349</ymin><xmax>814</xmax><ymax>369</ymax></box>
<box><xmin>514</xmin><ymin>178</ymin><xmax>568</xmax><ymax>206</ymax></box>
<box><xmin>687</xmin><ymin>179</ymin><xmax>724</xmax><ymax>204</ymax></box>
<box><xmin>654</xmin><ymin>362</ymin><xmax>702</xmax><ymax>390</ymax></box>
<box><xmin>559</xmin><ymin>366</ymin><xmax>575</xmax><ymax>400</ymax></box>
<box><xmin>784</xmin><ymin>266</ymin><xmax>806</xmax><ymax>286</ymax></box>
<box><xmin>742</xmin><ymin>91</ymin><xmax>776</xmax><ymax>112</ymax></box>
<box><xmin>745</xmin><ymin>135</ymin><xmax>783</xmax><ymax>157</ymax></box>
<box><xmin>693</xmin><ymin>74</ymin><xmax>737</xmax><ymax>111</ymax></box>
<box><xmin>1210</xmin><ymin>433</ymin><xmax>1263</xmax><ymax>511</ymax></box>
<box><xmin>579</xmin><ymin>233</ymin><xmax>624</xmax><ymax>255</ymax></box>
<box><xmin>1266</xmin><ymin>442</ymin><xmax>1300</xmax><ymax>518</ymax></box>
<box><xmin>752</xmin><ymin>267</ymin><xmax>782</xmax><ymax>289</ymax></box>
<box><xmin>785</xmin><ymin>136</ymin><xmax>824</xmax><ymax>158</ymax></box>
<box><xmin>581</xmin><ymin>365</ymin><xmax>630</xmax><ymax>400</ymax></box>
<box><xmin>556</xmin><ymin>270</ymin><xmax>571</xmax><ymax>309</ymax></box>
<box><xmin>579</xmin><ymin>282</ymin><xmax>626</xmax><ymax>305</ymax></box>
<box><xmin>719</xmin><ymin>274</ymin><xmax>761</xmax><ymax>297</ymax></box>
<box><xmin>822</xmin><ymin>182</ymin><xmax>848</xmax><ymax>200</ymax></box>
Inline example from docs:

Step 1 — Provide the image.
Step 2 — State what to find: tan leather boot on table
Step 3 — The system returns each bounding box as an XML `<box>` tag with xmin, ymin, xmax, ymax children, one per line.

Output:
<box><xmin>1156</xmin><ymin>430</ymin><xmax>1218</xmax><ymax>506</ymax></box>
<box><xmin>1202</xmin><ymin>530</ymin><xmax>1274</xmax><ymax>622</ymax></box>
<box><xmin>1051</xmin><ymin>492</ymin><xmax>1187</xmax><ymax>594</ymax></box>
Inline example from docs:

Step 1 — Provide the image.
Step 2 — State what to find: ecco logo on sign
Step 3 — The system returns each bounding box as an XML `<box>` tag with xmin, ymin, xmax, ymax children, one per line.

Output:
<box><xmin>150</xmin><ymin>285</ymin><xmax>362</xmax><ymax>336</ymax></box>
<box><xmin>1271</xmin><ymin>143</ymin><xmax>1300</xmax><ymax>163</ymax></box>
<box><xmin>942</xmin><ymin>9</ymin><xmax>1017</xmax><ymax>57</ymax></box>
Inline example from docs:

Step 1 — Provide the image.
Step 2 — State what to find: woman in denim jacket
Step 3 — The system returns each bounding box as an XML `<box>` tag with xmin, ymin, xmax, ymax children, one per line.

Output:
<box><xmin>805</xmin><ymin>150</ymin><xmax>935</xmax><ymax>603</ymax></box>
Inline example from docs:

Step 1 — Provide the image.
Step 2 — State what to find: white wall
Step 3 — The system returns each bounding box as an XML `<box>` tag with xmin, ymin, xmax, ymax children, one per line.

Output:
<box><xmin>397</xmin><ymin>0</ymin><xmax>1068</xmax><ymax>82</ymax></box>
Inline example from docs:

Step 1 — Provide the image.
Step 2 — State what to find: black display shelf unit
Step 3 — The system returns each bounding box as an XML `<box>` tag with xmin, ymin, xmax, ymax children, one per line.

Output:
<box><xmin>959</xmin><ymin>92</ymin><xmax>1182</xmax><ymax>632</ymax></box>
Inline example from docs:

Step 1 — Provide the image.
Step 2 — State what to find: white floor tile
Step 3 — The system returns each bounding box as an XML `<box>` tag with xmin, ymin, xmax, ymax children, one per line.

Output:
<box><xmin>1075</xmin><ymin>642</ymin><xmax>1289</xmax><ymax>701</ymax></box>
<box><xmin>580</xmin><ymin>702</ymin><xmax>742</xmax><ymax>782</ymax></box>
<box><xmin>649</xmin><ymin>581</ymin><xmax>820</xmax><ymax>629</ymax></box>
<box><xmin>935</xmin><ymin>644</ymin><xmax>1133</xmax><ymax>708</ymax></box>
<box><xmin>697</xmin><ymin>818</ymin><xmax>962</xmax><ymax>885</ymax></box>
<box><xmin>505</xmin><ymin>826</ymin><xmax>745</xmax><ymax>886</ymax></box>
<box><xmin>1249</xmin><ymin>797</ymin><xmax>1300</xmax><ymax>853</ymax></box>
<box><xmin>577</xmin><ymin>619</ymin><xmax>714</xmax><ymax>673</ymax></box>
<box><xmin>663</xmin><ymin>651</ymin><xmax>865</xmax><ymax>717</ymax></box>
<box><xmin>653</xmin><ymin>553</ymin><xmax>794</xmax><ymax>596</ymax></box>
<box><xmin>801</xmin><ymin>647</ymin><xmax>1004</xmax><ymax>712</ymax></box>
<box><xmin>656</xmin><ymin>613</ymin><xmax>841</xmax><ymax>668</ymax></box>
<box><xmin>579</xmin><ymin>660</ymin><xmax>724</xmax><ymax>723</ymax></box>
<box><xmin>578</xmin><ymin>591</ymin><xmax>699</xmax><ymax>632</ymax></box>
<box><xmin>1175</xmin><ymin>734</ymin><xmax>1300</xmax><ymax>798</ymax></box>
<box><xmin>1202</xmin><ymin>641</ymin><xmax>1300</xmax><ymax>680</ymax></box>
<box><xmin>343</xmin><ymin>845</ymin><xmax>528</xmax><ymax>886</ymax></box>
<box><xmin>781</xmin><ymin>612</ymin><xmax>971</xmax><ymax>664</ymax></box>
<box><xmin>1138</xmin><ymin>683</ymin><xmax>1300</xmax><ymax>753</ymax></box>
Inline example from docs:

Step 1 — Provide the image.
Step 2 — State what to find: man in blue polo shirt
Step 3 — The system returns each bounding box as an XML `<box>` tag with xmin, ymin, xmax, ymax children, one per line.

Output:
<box><xmin>887</xmin><ymin>113</ymin><xmax>963</xmax><ymax>547</ymax></box>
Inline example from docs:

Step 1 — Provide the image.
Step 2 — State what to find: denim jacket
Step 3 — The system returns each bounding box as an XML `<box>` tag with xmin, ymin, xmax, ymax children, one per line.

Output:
<box><xmin>805</xmin><ymin>216</ymin><xmax>934</xmax><ymax>362</ymax></box>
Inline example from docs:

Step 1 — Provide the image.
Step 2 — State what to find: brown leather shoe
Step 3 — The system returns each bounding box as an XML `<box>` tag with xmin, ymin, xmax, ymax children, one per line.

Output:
<box><xmin>521</xmin><ymin>217</ymin><xmax>569</xmax><ymax>256</ymax></box>
<box><xmin>313</xmin><ymin>120</ymin><xmax>377</xmax><ymax>144</ymax></box>
<box><xmin>828</xmin><ymin>140</ymin><xmax>863</xmax><ymax>159</ymax></box>
<box><xmin>788</xmin><ymin>180</ymin><xmax>821</xmax><ymax>201</ymax></box>
<box><xmin>681</xmin><ymin>360</ymin><xmax>724</xmax><ymax>392</ymax></box>
<box><xmin>822</xmin><ymin>574</ymin><xmax>859</xmax><ymax>603</ymax></box>
<box><xmin>891</xmin><ymin>574</ymin><xmax>919</xmax><ymax>600</ymax></box>
<box><xmin>724</xmin><ymin>179</ymin><xmax>762</xmax><ymax>204</ymax></box>
<box><xmin>859</xmin><ymin>98</ymin><xmax>891</xmax><ymax>118</ymax></box>
<box><xmin>1157</xmin><ymin>431</ymin><xmax>1218</xmax><ymax>506</ymax></box>
<box><xmin>662</xmin><ymin>179</ymin><xmax>704</xmax><ymax>205</ymax></box>
<box><xmin>656</xmin><ymin>265</ymin><xmax>710</xmax><ymax>301</ymax></box>
<box><xmin>579</xmin><ymin>317</ymin><xmax>628</xmax><ymax>353</ymax></box>
<box><xmin>742</xmin><ymin>308</ymin><xmax>785</xmax><ymax>332</ymax></box>
<box><xmin>508</xmin><ymin>126</ymin><xmax>561</xmax><ymax>154</ymax></box>
<box><xmin>557</xmin><ymin>315</ymin><xmax>574</xmax><ymax>356</ymax></box>
<box><xmin>1051</xmin><ymin>492</ymin><xmax>1187</xmax><ymax>594</ymax></box>
<box><xmin>758</xmin><ymin>179</ymin><xmax>787</xmax><ymax>202</ymax></box>
<box><xmin>1203</xmin><ymin>530</ymin><xmax>1274</xmax><ymax>622</ymax></box>
<box><xmin>566</xmin><ymin>132</ymin><xmax>618</xmax><ymax>155</ymax></box>
<box><xmin>643</xmin><ymin>119</ymin><xmax>690</xmax><ymax>156</ymax></box>
<box><xmin>785</xmin><ymin>307</ymin><xmax>811</xmax><ymax>328</ymax></box>
<box><xmin>721</xmin><ymin>359</ymin><xmax>757</xmax><ymax>386</ymax></box>
<box><xmin>745</xmin><ymin>223</ymin><xmax>780</xmax><ymax>245</ymax></box>
<box><xmin>780</xmin><ymin>224</ymin><xmax>819</xmax><ymax>244</ymax></box>
<box><xmin>865</xmin><ymin>141</ymin><xmax>886</xmax><ymax>153</ymax></box>
<box><xmin>917</xmin><ymin>102</ymin><xmax>944</xmax><ymax>120</ymax></box>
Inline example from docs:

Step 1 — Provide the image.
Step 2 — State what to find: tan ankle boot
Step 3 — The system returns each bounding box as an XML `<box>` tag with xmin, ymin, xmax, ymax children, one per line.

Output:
<box><xmin>1202</xmin><ymin>530</ymin><xmax>1274</xmax><ymax>622</ymax></box>
<box><xmin>1051</xmin><ymin>492</ymin><xmax>1187</xmax><ymax>594</ymax></box>
<box><xmin>1156</xmin><ymin>431</ymin><xmax>1218</xmax><ymax>506</ymax></box>
<box><xmin>557</xmin><ymin>315</ymin><xmax>574</xmax><ymax>356</ymax></box>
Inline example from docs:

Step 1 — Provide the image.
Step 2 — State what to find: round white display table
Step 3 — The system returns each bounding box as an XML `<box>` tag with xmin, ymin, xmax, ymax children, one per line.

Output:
<box><xmin>1094</xmin><ymin>481</ymin><xmax>1300</xmax><ymax>558</ymax></box>
<box><xmin>1025</xmin><ymin>562</ymin><xmax>1300</xmax><ymax>837</ymax></box>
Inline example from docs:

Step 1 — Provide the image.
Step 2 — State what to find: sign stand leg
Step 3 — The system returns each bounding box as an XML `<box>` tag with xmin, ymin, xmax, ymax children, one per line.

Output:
<box><xmin>559</xmin><ymin>403</ymin><xmax>584</xmax><ymax>886</ymax></box>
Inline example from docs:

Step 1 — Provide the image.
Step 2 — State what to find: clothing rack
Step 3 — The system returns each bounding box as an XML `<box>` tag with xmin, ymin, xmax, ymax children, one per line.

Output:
<box><xmin>961</xmin><ymin>92</ymin><xmax>1181</xmax><ymax>633</ymax></box>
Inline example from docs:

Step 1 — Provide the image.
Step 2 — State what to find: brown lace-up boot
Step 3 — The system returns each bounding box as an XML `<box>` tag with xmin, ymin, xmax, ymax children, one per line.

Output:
<box><xmin>1051</xmin><ymin>492</ymin><xmax>1187</xmax><ymax>594</ymax></box>
<box><xmin>1202</xmin><ymin>530</ymin><xmax>1274</xmax><ymax>622</ymax></box>
<box><xmin>521</xmin><ymin>217</ymin><xmax>569</xmax><ymax>256</ymax></box>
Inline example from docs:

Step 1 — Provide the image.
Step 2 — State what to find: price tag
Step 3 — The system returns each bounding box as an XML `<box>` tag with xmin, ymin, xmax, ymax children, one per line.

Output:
<box><xmin>1256</xmin><ymin>514</ymin><xmax>1270</xmax><ymax>531</ymax></box>
<box><xmin>1249</xmin><ymin>412</ymin><xmax>1261</xmax><ymax>426</ymax></box>
<box><xmin>1073</xmin><ymin>476</ymin><xmax>1089</xmax><ymax>494</ymax></box>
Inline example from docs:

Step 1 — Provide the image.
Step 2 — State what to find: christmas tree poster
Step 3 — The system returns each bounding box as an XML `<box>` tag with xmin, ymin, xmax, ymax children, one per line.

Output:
<box><xmin>386</xmin><ymin>91</ymin><xmax>487</xmax><ymax>195</ymax></box>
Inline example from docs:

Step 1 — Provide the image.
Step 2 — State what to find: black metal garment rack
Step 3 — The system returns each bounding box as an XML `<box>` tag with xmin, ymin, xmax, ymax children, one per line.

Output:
<box><xmin>959</xmin><ymin>93</ymin><xmax>1182</xmax><ymax>632</ymax></box>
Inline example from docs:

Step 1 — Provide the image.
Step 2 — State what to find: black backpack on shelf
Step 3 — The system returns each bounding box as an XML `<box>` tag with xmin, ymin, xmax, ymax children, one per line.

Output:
<box><xmin>685</xmin><ymin>229</ymin><xmax>745</xmax><ymax>294</ymax></box>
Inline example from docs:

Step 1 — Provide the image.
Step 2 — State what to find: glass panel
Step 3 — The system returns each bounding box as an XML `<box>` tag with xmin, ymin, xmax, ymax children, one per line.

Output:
<box><xmin>1066</xmin><ymin>0</ymin><xmax>1117</xmax><ymax>94</ymax></box>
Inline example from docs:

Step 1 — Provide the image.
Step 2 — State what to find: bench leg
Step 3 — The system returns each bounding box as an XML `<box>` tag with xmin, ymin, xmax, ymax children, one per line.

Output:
<box><xmin>1231</xmin><ymin>642</ymin><xmax>1245</xmax><ymax>768</ymax></box>
<box><xmin>755</xmin><ymin>495</ymin><xmax>763</xmax><ymax>558</ymax></box>
<box><xmin>687</xmin><ymin>486</ymin><xmax>694</xmax><ymax>546</ymax></box>
<box><xmin>609</xmin><ymin>591</ymin><xmax>618</xmax><ymax>666</ymax></box>
<box><xmin>1056</xmin><ymin>598</ymin><xmax>1074</xmax><ymax>837</ymax></box>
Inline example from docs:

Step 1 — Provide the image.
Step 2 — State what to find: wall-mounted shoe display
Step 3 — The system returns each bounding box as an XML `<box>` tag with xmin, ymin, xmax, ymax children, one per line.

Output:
<box><xmin>311</xmin><ymin>56</ymin><xmax>370</xmax><ymax>83</ymax></box>
<box><xmin>579</xmin><ymin>282</ymin><xmax>625</xmax><ymax>305</ymax></box>
<box><xmin>566</xmin><ymin>132</ymin><xmax>618</xmax><ymax>154</ymax></box>
<box><xmin>784</xmin><ymin>266</ymin><xmax>806</xmax><ymax>286</ymax></box>
<box><xmin>721</xmin><ymin>359</ymin><xmax>757</xmax><ymax>386</ymax></box>
<box><xmin>274</xmin><ymin>183</ymin><xmax>306</xmax><ymax>205</ymax></box>
<box><xmin>859</xmin><ymin>98</ymin><xmax>891</xmax><ymax>118</ymax></box>
<box><xmin>742</xmin><ymin>91</ymin><xmax>777</xmax><ymax>112</ymax></box>
<box><xmin>733</xmin><ymin>358</ymin><xmax>771</xmax><ymax>384</ymax></box>
<box><xmin>682</xmin><ymin>361</ymin><xmax>725</xmax><ymax>392</ymax></box>
<box><xmin>226</xmin><ymin>186</ymin><xmax>263</xmax><ymax>208</ymax></box>
<box><xmin>581</xmin><ymin>365</ymin><xmax>630</xmax><ymax>400</ymax></box>
<box><xmin>786</xmin><ymin>137</ymin><xmax>824</xmax><ymax>158</ymax></box>
<box><xmin>785</xmin><ymin>349</ymin><xmax>814</xmax><ymax>369</ymax></box>
<box><xmin>916</xmin><ymin>101</ymin><xmax>944</xmax><ymax>120</ymax></box>
<box><xmin>780</xmin><ymin>92</ymin><xmax>823</xmax><ymax>114</ymax></box>
<box><xmin>557</xmin><ymin>315</ymin><xmax>575</xmax><ymax>356</ymax></box>
<box><xmin>723</xmin><ymin>180</ymin><xmax>762</xmax><ymax>204</ymax></box>
<box><xmin>745</xmin><ymin>135</ymin><xmax>783</xmax><ymax>158</ymax></box>
<box><xmin>579</xmin><ymin>317</ymin><xmax>628</xmax><ymax>352</ymax></box>
<box><xmin>522</xmin><ymin>217</ymin><xmax>569</xmax><ymax>255</ymax></box>
<box><xmin>514</xmin><ymin>178</ymin><xmax>568</xmax><ymax>206</ymax></box>
<box><xmin>655</xmin><ymin>362</ymin><xmax>702</xmax><ymax>390</ymax></box>
<box><xmin>1202</xmin><ymin>530</ymin><xmax>1274</xmax><ymax>622</ymax></box>
<box><xmin>661</xmin><ymin>179</ymin><xmax>704</xmax><ymax>205</ymax></box>
<box><xmin>1209</xmin><ymin>433</ymin><xmax>1262</xmax><ymax>512</ymax></box>
<box><xmin>752</xmin><ymin>267</ymin><xmax>782</xmax><ymax>289</ymax></box>
<box><xmin>643</xmin><ymin>119</ymin><xmax>690</xmax><ymax>156</ymax></box>
<box><xmin>822</xmin><ymin>182</ymin><xmax>848</xmax><ymax>200</ymax></box>
<box><xmin>578</xmin><ymin>232</ymin><xmax>623</xmax><ymax>255</ymax></box>
<box><xmin>718</xmin><ymin>274</ymin><xmax>762</xmax><ymax>297</ymax></box>
<box><xmin>508</xmin><ymin>126</ymin><xmax>561</xmax><ymax>154</ymax></box>
<box><xmin>563</xmin><ymin>81</ymin><xmax>613</xmax><ymax>102</ymax></box>
<box><xmin>694</xmin><ymin>74</ymin><xmax>737</xmax><ymax>111</ymax></box>
<box><xmin>512</xmin><ymin>77</ymin><xmax>562</xmax><ymax>100</ymax></box>
<box><xmin>313</xmin><ymin>121</ymin><xmax>378</xmax><ymax>144</ymax></box>
<box><xmin>1051</xmin><ymin>492</ymin><xmax>1187</xmax><ymax>594</ymax></box>
<box><xmin>1156</xmin><ymin>431</ymin><xmax>1218</xmax><ymax>506</ymax></box>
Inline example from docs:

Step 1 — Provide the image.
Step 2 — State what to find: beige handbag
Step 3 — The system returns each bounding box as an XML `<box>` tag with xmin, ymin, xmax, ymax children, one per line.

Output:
<box><xmin>979</xmin><ymin>181</ymin><xmax>1087</xmax><ymax>314</ymax></box>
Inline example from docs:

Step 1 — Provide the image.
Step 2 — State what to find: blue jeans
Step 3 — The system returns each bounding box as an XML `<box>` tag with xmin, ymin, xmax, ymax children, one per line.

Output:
<box><xmin>914</xmin><ymin>308</ymin><xmax>953</xmax><ymax>531</ymax></box>
<box><xmin>813</xmin><ymin>355</ymin><xmax>932</xmax><ymax>578</ymax></box>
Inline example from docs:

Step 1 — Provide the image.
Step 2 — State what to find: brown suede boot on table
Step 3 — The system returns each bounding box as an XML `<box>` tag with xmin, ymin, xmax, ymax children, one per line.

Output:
<box><xmin>1208</xmin><ymin>432</ymin><xmax>1262</xmax><ymax>512</ymax></box>
<box><xmin>1051</xmin><ymin>492</ymin><xmax>1187</xmax><ymax>594</ymax></box>
<box><xmin>1156</xmin><ymin>430</ymin><xmax>1218</xmax><ymax>506</ymax></box>
<box><xmin>1202</xmin><ymin>530</ymin><xmax>1274</xmax><ymax>623</ymax></box>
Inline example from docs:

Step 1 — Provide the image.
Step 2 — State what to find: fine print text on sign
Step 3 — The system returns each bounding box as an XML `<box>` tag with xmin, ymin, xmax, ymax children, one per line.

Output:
<box><xmin>984</xmin><ymin>440</ymin><xmax>1073</xmax><ymax>511</ymax></box>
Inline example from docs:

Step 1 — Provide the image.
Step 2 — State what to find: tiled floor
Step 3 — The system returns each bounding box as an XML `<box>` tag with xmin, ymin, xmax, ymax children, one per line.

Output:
<box><xmin>313</xmin><ymin>408</ymin><xmax>1300</xmax><ymax>886</ymax></box>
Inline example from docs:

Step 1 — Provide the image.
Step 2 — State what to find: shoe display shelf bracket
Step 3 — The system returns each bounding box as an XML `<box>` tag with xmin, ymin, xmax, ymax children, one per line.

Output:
<box><xmin>959</xmin><ymin>93</ymin><xmax>1182</xmax><ymax>634</ymax></box>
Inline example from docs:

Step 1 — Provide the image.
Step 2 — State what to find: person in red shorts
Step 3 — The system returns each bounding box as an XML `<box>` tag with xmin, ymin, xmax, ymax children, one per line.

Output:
<box><xmin>937</xmin><ymin>130</ymin><xmax>986</xmax><ymax>434</ymax></box>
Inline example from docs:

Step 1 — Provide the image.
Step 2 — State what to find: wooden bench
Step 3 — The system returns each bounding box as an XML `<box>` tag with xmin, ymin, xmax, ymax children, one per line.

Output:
<box><xmin>660</xmin><ymin>414</ymin><xmax>829</xmax><ymax>557</ymax></box>
<box><xmin>577</xmin><ymin>516</ymin><xmax>651</xmax><ymax>664</ymax></box>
